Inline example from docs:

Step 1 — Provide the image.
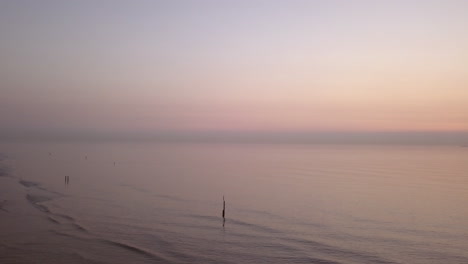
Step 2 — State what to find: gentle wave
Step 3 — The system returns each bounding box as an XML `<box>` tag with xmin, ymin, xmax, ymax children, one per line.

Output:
<box><xmin>100</xmin><ymin>239</ymin><xmax>168</xmax><ymax>263</ymax></box>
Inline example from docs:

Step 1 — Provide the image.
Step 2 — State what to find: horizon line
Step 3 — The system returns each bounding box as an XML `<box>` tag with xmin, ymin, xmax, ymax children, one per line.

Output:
<box><xmin>1</xmin><ymin>130</ymin><xmax>467</xmax><ymax>145</ymax></box>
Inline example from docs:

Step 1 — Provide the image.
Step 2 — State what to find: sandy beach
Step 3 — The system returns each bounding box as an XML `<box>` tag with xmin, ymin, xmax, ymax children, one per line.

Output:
<box><xmin>0</xmin><ymin>155</ymin><xmax>87</xmax><ymax>263</ymax></box>
<box><xmin>0</xmin><ymin>154</ymin><xmax>165</xmax><ymax>264</ymax></box>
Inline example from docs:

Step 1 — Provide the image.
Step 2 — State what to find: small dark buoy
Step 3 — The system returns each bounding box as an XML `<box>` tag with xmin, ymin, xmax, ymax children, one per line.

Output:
<box><xmin>113</xmin><ymin>162</ymin><xmax>115</xmax><ymax>166</ymax></box>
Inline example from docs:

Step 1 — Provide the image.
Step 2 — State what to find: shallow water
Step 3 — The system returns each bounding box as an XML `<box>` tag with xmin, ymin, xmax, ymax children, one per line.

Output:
<box><xmin>1</xmin><ymin>142</ymin><xmax>468</xmax><ymax>263</ymax></box>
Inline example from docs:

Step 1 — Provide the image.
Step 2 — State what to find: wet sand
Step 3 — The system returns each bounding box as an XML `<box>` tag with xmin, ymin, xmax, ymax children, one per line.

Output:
<box><xmin>0</xmin><ymin>156</ymin><xmax>166</xmax><ymax>264</ymax></box>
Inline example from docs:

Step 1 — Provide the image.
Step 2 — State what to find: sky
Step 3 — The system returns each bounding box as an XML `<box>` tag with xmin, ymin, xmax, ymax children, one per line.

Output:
<box><xmin>1</xmin><ymin>0</ymin><xmax>468</xmax><ymax>142</ymax></box>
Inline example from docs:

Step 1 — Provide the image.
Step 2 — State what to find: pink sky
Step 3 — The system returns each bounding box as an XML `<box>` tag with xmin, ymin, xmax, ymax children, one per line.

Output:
<box><xmin>1</xmin><ymin>1</ymin><xmax>467</xmax><ymax>140</ymax></box>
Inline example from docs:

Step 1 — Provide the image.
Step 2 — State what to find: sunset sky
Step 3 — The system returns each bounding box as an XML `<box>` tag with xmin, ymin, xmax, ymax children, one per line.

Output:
<box><xmin>1</xmin><ymin>0</ymin><xmax>468</xmax><ymax>141</ymax></box>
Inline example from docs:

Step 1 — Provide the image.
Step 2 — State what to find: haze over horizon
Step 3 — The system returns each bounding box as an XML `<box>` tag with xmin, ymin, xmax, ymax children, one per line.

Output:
<box><xmin>1</xmin><ymin>0</ymin><xmax>468</xmax><ymax>143</ymax></box>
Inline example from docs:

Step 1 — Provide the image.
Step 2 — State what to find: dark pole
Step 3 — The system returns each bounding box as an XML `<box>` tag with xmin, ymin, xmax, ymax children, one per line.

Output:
<box><xmin>222</xmin><ymin>196</ymin><xmax>225</xmax><ymax>219</ymax></box>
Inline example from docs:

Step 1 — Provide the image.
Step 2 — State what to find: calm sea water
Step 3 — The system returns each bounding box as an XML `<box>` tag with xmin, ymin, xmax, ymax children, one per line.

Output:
<box><xmin>1</xmin><ymin>142</ymin><xmax>468</xmax><ymax>263</ymax></box>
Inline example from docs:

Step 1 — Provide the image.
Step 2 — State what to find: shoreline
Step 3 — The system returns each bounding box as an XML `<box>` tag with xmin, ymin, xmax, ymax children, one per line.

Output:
<box><xmin>0</xmin><ymin>155</ymin><xmax>168</xmax><ymax>264</ymax></box>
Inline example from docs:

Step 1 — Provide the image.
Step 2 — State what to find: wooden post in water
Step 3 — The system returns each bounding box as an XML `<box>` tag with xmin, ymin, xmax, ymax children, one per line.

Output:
<box><xmin>222</xmin><ymin>196</ymin><xmax>225</xmax><ymax>219</ymax></box>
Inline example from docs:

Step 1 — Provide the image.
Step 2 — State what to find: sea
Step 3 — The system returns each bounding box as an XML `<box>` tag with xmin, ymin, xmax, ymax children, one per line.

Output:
<box><xmin>1</xmin><ymin>141</ymin><xmax>468</xmax><ymax>264</ymax></box>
